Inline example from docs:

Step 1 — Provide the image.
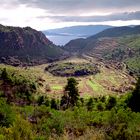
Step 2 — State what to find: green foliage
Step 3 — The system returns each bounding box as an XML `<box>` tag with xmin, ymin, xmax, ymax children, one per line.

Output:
<box><xmin>106</xmin><ymin>108</ymin><xmax>140</xmax><ymax>140</ymax></box>
<box><xmin>106</xmin><ymin>96</ymin><xmax>117</xmax><ymax>110</ymax></box>
<box><xmin>97</xmin><ymin>102</ymin><xmax>104</xmax><ymax>111</ymax></box>
<box><xmin>44</xmin><ymin>97</ymin><xmax>50</xmax><ymax>107</ymax></box>
<box><xmin>0</xmin><ymin>93</ymin><xmax>139</xmax><ymax>139</ymax></box>
<box><xmin>51</xmin><ymin>99</ymin><xmax>58</xmax><ymax>110</ymax></box>
<box><xmin>5</xmin><ymin>116</ymin><xmax>33</xmax><ymax>140</ymax></box>
<box><xmin>1</xmin><ymin>68</ymin><xmax>9</xmax><ymax>80</ymax></box>
<box><xmin>0</xmin><ymin>67</ymin><xmax>37</xmax><ymax>104</ymax></box>
<box><xmin>0</xmin><ymin>98</ymin><xmax>15</xmax><ymax>127</ymax></box>
<box><xmin>62</xmin><ymin>78</ymin><xmax>79</xmax><ymax>108</ymax></box>
<box><xmin>86</xmin><ymin>98</ymin><xmax>94</xmax><ymax>111</ymax></box>
<box><xmin>37</xmin><ymin>96</ymin><xmax>50</xmax><ymax>107</ymax></box>
<box><xmin>0</xmin><ymin>64</ymin><xmax>140</xmax><ymax>139</ymax></box>
<box><xmin>37</xmin><ymin>96</ymin><xmax>45</xmax><ymax>106</ymax></box>
<box><xmin>100</xmin><ymin>96</ymin><xmax>106</xmax><ymax>102</ymax></box>
<box><xmin>127</xmin><ymin>78</ymin><xmax>140</xmax><ymax>112</ymax></box>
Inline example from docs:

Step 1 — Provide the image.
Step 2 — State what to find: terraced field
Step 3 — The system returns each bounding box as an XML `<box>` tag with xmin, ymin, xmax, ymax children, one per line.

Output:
<box><xmin>31</xmin><ymin>57</ymin><xmax>135</xmax><ymax>98</ymax></box>
<box><xmin>0</xmin><ymin>57</ymin><xmax>135</xmax><ymax>99</ymax></box>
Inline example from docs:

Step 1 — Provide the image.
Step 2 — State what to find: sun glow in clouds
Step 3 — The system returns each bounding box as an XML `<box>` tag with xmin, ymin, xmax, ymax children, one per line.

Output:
<box><xmin>0</xmin><ymin>4</ymin><xmax>49</xmax><ymax>29</ymax></box>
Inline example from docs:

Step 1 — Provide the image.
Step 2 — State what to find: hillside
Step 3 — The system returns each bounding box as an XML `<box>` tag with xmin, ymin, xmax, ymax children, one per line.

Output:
<box><xmin>63</xmin><ymin>38</ymin><xmax>86</xmax><ymax>53</ymax></box>
<box><xmin>0</xmin><ymin>64</ymin><xmax>139</xmax><ymax>139</ymax></box>
<box><xmin>0</xmin><ymin>24</ymin><xmax>67</xmax><ymax>66</ymax></box>
<box><xmin>64</xmin><ymin>26</ymin><xmax>140</xmax><ymax>76</ymax></box>
<box><xmin>88</xmin><ymin>25</ymin><xmax>140</xmax><ymax>39</ymax></box>
<box><xmin>0</xmin><ymin>57</ymin><xmax>135</xmax><ymax>99</ymax></box>
<box><xmin>0</xmin><ymin>25</ymin><xmax>139</xmax><ymax>139</ymax></box>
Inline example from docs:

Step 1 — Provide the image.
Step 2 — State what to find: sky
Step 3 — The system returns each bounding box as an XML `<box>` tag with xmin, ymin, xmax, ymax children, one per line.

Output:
<box><xmin>0</xmin><ymin>0</ymin><xmax>140</xmax><ymax>30</ymax></box>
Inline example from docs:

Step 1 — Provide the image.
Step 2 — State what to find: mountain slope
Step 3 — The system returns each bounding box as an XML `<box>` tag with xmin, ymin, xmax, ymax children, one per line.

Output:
<box><xmin>64</xmin><ymin>38</ymin><xmax>86</xmax><ymax>53</ymax></box>
<box><xmin>63</xmin><ymin>26</ymin><xmax>140</xmax><ymax>76</ymax></box>
<box><xmin>0</xmin><ymin>24</ymin><xmax>67</xmax><ymax>66</ymax></box>
<box><xmin>88</xmin><ymin>25</ymin><xmax>140</xmax><ymax>39</ymax></box>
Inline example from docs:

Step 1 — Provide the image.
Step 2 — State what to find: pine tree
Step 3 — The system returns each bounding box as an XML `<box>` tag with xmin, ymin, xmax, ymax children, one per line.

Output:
<box><xmin>61</xmin><ymin>78</ymin><xmax>79</xmax><ymax>108</ymax></box>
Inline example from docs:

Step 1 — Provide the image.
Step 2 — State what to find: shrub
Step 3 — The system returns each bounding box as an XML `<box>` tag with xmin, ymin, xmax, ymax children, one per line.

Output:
<box><xmin>1</xmin><ymin>68</ymin><xmax>9</xmax><ymax>80</ymax></box>
<box><xmin>97</xmin><ymin>102</ymin><xmax>104</xmax><ymax>111</ymax></box>
<box><xmin>86</xmin><ymin>98</ymin><xmax>94</xmax><ymax>111</ymax></box>
<box><xmin>127</xmin><ymin>78</ymin><xmax>140</xmax><ymax>112</ymax></box>
<box><xmin>51</xmin><ymin>99</ymin><xmax>58</xmax><ymax>110</ymax></box>
<box><xmin>37</xmin><ymin>96</ymin><xmax>45</xmax><ymax>106</ymax></box>
<box><xmin>0</xmin><ymin>98</ymin><xmax>15</xmax><ymax>127</ymax></box>
<box><xmin>106</xmin><ymin>96</ymin><xmax>117</xmax><ymax>110</ymax></box>
<box><xmin>5</xmin><ymin>116</ymin><xmax>33</xmax><ymax>140</ymax></box>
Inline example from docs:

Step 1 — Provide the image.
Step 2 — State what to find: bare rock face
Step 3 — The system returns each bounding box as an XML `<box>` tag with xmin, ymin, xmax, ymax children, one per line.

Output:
<box><xmin>0</xmin><ymin>24</ymin><xmax>66</xmax><ymax>66</ymax></box>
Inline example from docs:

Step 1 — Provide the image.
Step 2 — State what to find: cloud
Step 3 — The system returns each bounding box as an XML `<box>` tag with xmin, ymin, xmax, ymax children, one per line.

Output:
<box><xmin>16</xmin><ymin>0</ymin><xmax>140</xmax><ymax>14</ymax></box>
<box><xmin>37</xmin><ymin>11</ymin><xmax>140</xmax><ymax>22</ymax></box>
<box><xmin>0</xmin><ymin>0</ymin><xmax>140</xmax><ymax>30</ymax></box>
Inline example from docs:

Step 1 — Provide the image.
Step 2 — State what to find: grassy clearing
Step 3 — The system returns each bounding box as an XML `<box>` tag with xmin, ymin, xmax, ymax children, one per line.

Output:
<box><xmin>52</xmin><ymin>85</ymin><xmax>63</xmax><ymax>90</ymax></box>
<box><xmin>88</xmin><ymin>80</ymin><xmax>99</xmax><ymax>91</ymax></box>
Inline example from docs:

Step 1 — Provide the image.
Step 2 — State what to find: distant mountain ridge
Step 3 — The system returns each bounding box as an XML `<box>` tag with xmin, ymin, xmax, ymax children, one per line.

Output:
<box><xmin>88</xmin><ymin>25</ymin><xmax>140</xmax><ymax>39</ymax></box>
<box><xmin>43</xmin><ymin>25</ymin><xmax>113</xmax><ymax>45</ymax></box>
<box><xmin>44</xmin><ymin>25</ymin><xmax>113</xmax><ymax>37</ymax></box>
<box><xmin>0</xmin><ymin>24</ymin><xmax>67</xmax><ymax>66</ymax></box>
<box><xmin>64</xmin><ymin>25</ymin><xmax>140</xmax><ymax>53</ymax></box>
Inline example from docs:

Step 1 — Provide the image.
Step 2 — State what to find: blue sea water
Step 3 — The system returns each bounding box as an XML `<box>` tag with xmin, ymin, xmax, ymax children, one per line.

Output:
<box><xmin>46</xmin><ymin>35</ymin><xmax>85</xmax><ymax>46</ymax></box>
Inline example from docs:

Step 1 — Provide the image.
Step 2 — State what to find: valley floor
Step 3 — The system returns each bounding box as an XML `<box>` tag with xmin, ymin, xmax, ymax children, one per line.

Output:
<box><xmin>26</xmin><ymin>57</ymin><xmax>135</xmax><ymax>98</ymax></box>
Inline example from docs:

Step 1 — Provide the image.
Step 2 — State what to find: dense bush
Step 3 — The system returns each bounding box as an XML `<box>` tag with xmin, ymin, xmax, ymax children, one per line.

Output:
<box><xmin>86</xmin><ymin>97</ymin><xmax>94</xmax><ymax>111</ymax></box>
<box><xmin>106</xmin><ymin>96</ymin><xmax>117</xmax><ymax>110</ymax></box>
<box><xmin>0</xmin><ymin>68</ymin><xmax>140</xmax><ymax>139</ymax></box>
<box><xmin>0</xmin><ymin>68</ymin><xmax>37</xmax><ymax>104</ymax></box>
<box><xmin>127</xmin><ymin>78</ymin><xmax>140</xmax><ymax>112</ymax></box>
<box><xmin>0</xmin><ymin>98</ymin><xmax>15</xmax><ymax>127</ymax></box>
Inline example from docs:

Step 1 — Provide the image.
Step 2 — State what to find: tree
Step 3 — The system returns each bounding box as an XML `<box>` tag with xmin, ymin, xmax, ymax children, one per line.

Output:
<box><xmin>61</xmin><ymin>78</ymin><xmax>79</xmax><ymax>108</ymax></box>
<box><xmin>51</xmin><ymin>98</ymin><xmax>58</xmax><ymax>110</ymax></box>
<box><xmin>127</xmin><ymin>78</ymin><xmax>140</xmax><ymax>112</ymax></box>
<box><xmin>60</xmin><ymin>94</ymin><xmax>69</xmax><ymax>110</ymax></box>
<box><xmin>37</xmin><ymin>95</ymin><xmax>45</xmax><ymax>106</ymax></box>
<box><xmin>86</xmin><ymin>98</ymin><xmax>94</xmax><ymax>111</ymax></box>
<box><xmin>1</xmin><ymin>68</ymin><xmax>9</xmax><ymax>80</ymax></box>
<box><xmin>106</xmin><ymin>96</ymin><xmax>117</xmax><ymax>110</ymax></box>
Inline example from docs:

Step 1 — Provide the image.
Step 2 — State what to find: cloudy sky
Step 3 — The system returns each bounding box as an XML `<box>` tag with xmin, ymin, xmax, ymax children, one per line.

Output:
<box><xmin>0</xmin><ymin>0</ymin><xmax>140</xmax><ymax>30</ymax></box>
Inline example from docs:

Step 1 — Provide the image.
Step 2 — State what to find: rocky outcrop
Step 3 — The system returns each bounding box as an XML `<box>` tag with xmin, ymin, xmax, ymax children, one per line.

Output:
<box><xmin>0</xmin><ymin>24</ymin><xmax>67</xmax><ymax>66</ymax></box>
